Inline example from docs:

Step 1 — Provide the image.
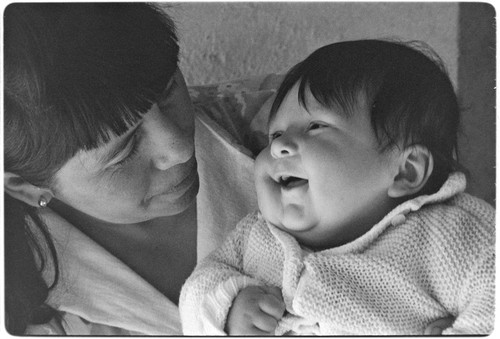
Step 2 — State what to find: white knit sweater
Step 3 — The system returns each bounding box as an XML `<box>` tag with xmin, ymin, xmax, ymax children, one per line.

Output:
<box><xmin>179</xmin><ymin>173</ymin><xmax>495</xmax><ymax>335</ymax></box>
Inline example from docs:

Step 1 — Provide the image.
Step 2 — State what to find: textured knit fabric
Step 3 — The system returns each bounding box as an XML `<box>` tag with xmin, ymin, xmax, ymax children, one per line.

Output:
<box><xmin>179</xmin><ymin>172</ymin><xmax>495</xmax><ymax>335</ymax></box>
<box><xmin>24</xmin><ymin>76</ymin><xmax>276</xmax><ymax>335</ymax></box>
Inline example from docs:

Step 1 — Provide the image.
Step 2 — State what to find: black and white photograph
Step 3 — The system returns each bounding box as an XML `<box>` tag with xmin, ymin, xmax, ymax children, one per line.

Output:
<box><xmin>2</xmin><ymin>1</ymin><xmax>496</xmax><ymax>336</ymax></box>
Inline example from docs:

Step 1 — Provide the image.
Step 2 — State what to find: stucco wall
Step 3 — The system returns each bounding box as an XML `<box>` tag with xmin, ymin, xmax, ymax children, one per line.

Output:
<box><xmin>168</xmin><ymin>2</ymin><xmax>459</xmax><ymax>86</ymax></box>
<box><xmin>162</xmin><ymin>2</ymin><xmax>495</xmax><ymax>205</ymax></box>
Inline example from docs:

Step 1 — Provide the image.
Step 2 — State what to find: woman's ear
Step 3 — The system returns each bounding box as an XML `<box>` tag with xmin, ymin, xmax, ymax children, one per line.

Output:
<box><xmin>4</xmin><ymin>172</ymin><xmax>54</xmax><ymax>207</ymax></box>
<box><xmin>388</xmin><ymin>145</ymin><xmax>434</xmax><ymax>198</ymax></box>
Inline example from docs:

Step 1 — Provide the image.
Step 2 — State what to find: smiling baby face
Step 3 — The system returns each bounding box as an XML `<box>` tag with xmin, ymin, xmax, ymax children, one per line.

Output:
<box><xmin>254</xmin><ymin>83</ymin><xmax>401</xmax><ymax>250</ymax></box>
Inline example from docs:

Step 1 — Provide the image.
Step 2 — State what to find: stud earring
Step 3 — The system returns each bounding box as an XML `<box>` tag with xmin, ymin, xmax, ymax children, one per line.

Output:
<box><xmin>38</xmin><ymin>196</ymin><xmax>49</xmax><ymax>208</ymax></box>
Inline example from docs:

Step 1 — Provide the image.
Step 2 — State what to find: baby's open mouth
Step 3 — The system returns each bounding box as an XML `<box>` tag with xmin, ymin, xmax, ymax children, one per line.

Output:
<box><xmin>279</xmin><ymin>175</ymin><xmax>308</xmax><ymax>189</ymax></box>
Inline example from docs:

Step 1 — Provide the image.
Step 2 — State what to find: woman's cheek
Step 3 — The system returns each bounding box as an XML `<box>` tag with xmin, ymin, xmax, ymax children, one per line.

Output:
<box><xmin>109</xmin><ymin>162</ymin><xmax>149</xmax><ymax>200</ymax></box>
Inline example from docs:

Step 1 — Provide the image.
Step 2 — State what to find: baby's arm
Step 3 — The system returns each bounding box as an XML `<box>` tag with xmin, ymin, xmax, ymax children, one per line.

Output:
<box><xmin>179</xmin><ymin>222</ymin><xmax>254</xmax><ymax>334</ymax></box>
<box><xmin>179</xmin><ymin>213</ymin><xmax>281</xmax><ymax>334</ymax></box>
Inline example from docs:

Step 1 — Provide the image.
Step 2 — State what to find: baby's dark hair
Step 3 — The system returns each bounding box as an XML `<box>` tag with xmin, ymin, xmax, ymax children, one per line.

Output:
<box><xmin>270</xmin><ymin>39</ymin><xmax>463</xmax><ymax>195</ymax></box>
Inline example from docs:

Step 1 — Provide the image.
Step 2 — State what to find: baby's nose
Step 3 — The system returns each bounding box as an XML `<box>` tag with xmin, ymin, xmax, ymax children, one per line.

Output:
<box><xmin>270</xmin><ymin>133</ymin><xmax>298</xmax><ymax>158</ymax></box>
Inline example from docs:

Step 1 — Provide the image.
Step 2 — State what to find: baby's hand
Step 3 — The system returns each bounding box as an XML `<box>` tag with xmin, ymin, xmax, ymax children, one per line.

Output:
<box><xmin>424</xmin><ymin>316</ymin><xmax>455</xmax><ymax>335</ymax></box>
<box><xmin>225</xmin><ymin>285</ymin><xmax>285</xmax><ymax>335</ymax></box>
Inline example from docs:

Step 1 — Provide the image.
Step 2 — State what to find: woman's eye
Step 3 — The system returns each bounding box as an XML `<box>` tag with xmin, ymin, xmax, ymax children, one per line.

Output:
<box><xmin>109</xmin><ymin>134</ymin><xmax>140</xmax><ymax>169</ymax></box>
<box><xmin>115</xmin><ymin>142</ymin><xmax>139</xmax><ymax>166</ymax></box>
<box><xmin>269</xmin><ymin>131</ymin><xmax>283</xmax><ymax>141</ymax></box>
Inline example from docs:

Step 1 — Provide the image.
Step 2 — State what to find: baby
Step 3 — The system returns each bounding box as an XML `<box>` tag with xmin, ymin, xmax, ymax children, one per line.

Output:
<box><xmin>179</xmin><ymin>39</ymin><xmax>494</xmax><ymax>335</ymax></box>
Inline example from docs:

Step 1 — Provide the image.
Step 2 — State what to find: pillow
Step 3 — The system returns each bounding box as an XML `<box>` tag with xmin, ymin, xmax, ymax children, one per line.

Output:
<box><xmin>189</xmin><ymin>74</ymin><xmax>283</xmax><ymax>259</ymax></box>
<box><xmin>189</xmin><ymin>73</ymin><xmax>283</xmax><ymax>157</ymax></box>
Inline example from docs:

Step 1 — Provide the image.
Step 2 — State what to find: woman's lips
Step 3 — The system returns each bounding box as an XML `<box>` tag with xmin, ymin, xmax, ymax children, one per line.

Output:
<box><xmin>166</xmin><ymin>164</ymin><xmax>197</xmax><ymax>195</ymax></box>
<box><xmin>143</xmin><ymin>157</ymin><xmax>198</xmax><ymax>204</ymax></box>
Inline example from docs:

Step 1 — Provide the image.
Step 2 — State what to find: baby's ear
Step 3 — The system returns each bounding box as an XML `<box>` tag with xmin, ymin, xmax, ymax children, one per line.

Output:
<box><xmin>4</xmin><ymin>172</ymin><xmax>54</xmax><ymax>207</ymax></box>
<box><xmin>388</xmin><ymin>145</ymin><xmax>434</xmax><ymax>198</ymax></box>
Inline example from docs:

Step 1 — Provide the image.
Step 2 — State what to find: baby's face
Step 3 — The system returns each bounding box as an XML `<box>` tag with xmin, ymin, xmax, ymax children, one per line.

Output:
<box><xmin>255</xmin><ymin>83</ymin><xmax>400</xmax><ymax>250</ymax></box>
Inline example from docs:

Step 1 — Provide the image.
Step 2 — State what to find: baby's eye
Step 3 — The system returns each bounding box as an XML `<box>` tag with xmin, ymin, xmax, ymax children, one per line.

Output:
<box><xmin>307</xmin><ymin>121</ymin><xmax>328</xmax><ymax>131</ymax></box>
<box><xmin>269</xmin><ymin>131</ymin><xmax>283</xmax><ymax>141</ymax></box>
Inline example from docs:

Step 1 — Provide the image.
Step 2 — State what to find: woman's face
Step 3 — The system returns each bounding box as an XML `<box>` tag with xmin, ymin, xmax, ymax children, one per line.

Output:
<box><xmin>52</xmin><ymin>70</ymin><xmax>199</xmax><ymax>224</ymax></box>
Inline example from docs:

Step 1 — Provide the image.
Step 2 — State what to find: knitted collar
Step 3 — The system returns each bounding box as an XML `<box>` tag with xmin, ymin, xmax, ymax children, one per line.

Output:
<box><xmin>264</xmin><ymin>172</ymin><xmax>466</xmax><ymax>255</ymax></box>
<box><xmin>329</xmin><ymin>171</ymin><xmax>466</xmax><ymax>254</ymax></box>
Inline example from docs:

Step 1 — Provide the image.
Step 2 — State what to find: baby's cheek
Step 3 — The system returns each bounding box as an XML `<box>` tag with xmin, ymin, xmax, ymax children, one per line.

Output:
<box><xmin>255</xmin><ymin>178</ymin><xmax>272</xmax><ymax>211</ymax></box>
<box><xmin>255</xmin><ymin>181</ymin><xmax>278</xmax><ymax>222</ymax></box>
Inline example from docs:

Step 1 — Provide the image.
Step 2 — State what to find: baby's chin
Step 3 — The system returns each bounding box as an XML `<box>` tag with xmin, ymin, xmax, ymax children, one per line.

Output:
<box><xmin>272</xmin><ymin>220</ymin><xmax>340</xmax><ymax>251</ymax></box>
<box><xmin>278</xmin><ymin>221</ymin><xmax>316</xmax><ymax>234</ymax></box>
<box><xmin>275</xmin><ymin>205</ymin><xmax>317</xmax><ymax>230</ymax></box>
<box><xmin>273</xmin><ymin>220</ymin><xmax>322</xmax><ymax>246</ymax></box>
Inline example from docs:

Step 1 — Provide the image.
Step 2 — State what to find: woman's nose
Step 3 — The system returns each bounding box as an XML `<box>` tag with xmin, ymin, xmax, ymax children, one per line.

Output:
<box><xmin>270</xmin><ymin>132</ymin><xmax>298</xmax><ymax>159</ymax></box>
<box><xmin>147</xmin><ymin>110</ymin><xmax>194</xmax><ymax>171</ymax></box>
<box><xmin>152</xmin><ymin>135</ymin><xmax>194</xmax><ymax>171</ymax></box>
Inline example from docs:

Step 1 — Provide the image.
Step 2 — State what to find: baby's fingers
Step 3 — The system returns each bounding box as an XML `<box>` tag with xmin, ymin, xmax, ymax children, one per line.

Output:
<box><xmin>264</xmin><ymin>286</ymin><xmax>283</xmax><ymax>300</ymax></box>
<box><xmin>424</xmin><ymin>316</ymin><xmax>455</xmax><ymax>335</ymax></box>
<box><xmin>258</xmin><ymin>292</ymin><xmax>286</xmax><ymax>320</ymax></box>
<box><xmin>252</xmin><ymin>313</ymin><xmax>280</xmax><ymax>333</ymax></box>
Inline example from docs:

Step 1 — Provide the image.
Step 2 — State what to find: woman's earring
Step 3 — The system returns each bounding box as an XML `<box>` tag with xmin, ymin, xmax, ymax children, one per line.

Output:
<box><xmin>38</xmin><ymin>196</ymin><xmax>49</xmax><ymax>208</ymax></box>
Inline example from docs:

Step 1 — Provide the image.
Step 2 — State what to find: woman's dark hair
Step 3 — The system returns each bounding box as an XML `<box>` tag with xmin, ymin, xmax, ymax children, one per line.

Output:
<box><xmin>4</xmin><ymin>3</ymin><xmax>179</xmax><ymax>334</ymax></box>
<box><xmin>270</xmin><ymin>39</ymin><xmax>463</xmax><ymax>195</ymax></box>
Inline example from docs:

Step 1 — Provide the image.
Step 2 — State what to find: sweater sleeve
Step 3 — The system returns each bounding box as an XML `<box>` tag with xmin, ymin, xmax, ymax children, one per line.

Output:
<box><xmin>179</xmin><ymin>214</ymin><xmax>262</xmax><ymax>335</ymax></box>
<box><xmin>443</xmin><ymin>245</ymin><xmax>495</xmax><ymax>335</ymax></box>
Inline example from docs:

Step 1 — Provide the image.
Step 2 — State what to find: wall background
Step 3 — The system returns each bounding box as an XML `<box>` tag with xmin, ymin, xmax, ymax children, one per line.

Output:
<box><xmin>160</xmin><ymin>2</ymin><xmax>495</xmax><ymax>206</ymax></box>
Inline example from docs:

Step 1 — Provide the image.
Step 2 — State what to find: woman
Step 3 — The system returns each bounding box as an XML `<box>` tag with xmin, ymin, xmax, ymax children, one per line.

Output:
<box><xmin>4</xmin><ymin>3</ymin><xmax>263</xmax><ymax>334</ymax></box>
